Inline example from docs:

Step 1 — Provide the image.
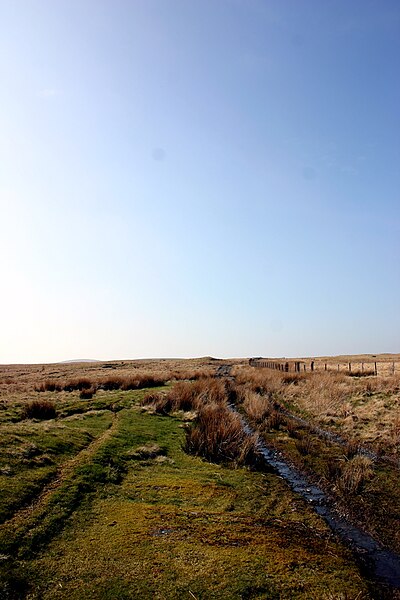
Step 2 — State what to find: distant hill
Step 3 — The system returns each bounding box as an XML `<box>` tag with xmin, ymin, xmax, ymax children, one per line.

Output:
<box><xmin>59</xmin><ymin>359</ymin><xmax>101</xmax><ymax>364</ymax></box>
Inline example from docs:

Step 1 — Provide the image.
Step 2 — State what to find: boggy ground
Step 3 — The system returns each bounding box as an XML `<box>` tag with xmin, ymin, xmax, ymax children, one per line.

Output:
<box><xmin>234</xmin><ymin>366</ymin><xmax>400</xmax><ymax>564</ymax></box>
<box><xmin>0</xmin><ymin>359</ymin><xmax>372</xmax><ymax>599</ymax></box>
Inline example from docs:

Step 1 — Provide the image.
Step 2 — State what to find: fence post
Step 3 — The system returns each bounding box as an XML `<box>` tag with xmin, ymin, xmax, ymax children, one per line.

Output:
<box><xmin>349</xmin><ymin>362</ymin><xmax>351</xmax><ymax>374</ymax></box>
<box><xmin>374</xmin><ymin>361</ymin><xmax>377</xmax><ymax>376</ymax></box>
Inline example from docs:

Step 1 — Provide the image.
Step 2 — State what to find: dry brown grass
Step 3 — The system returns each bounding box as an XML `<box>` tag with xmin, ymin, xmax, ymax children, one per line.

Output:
<box><xmin>141</xmin><ymin>377</ymin><xmax>262</xmax><ymax>468</ymax></box>
<box><xmin>242</xmin><ymin>390</ymin><xmax>272</xmax><ymax>423</ymax></box>
<box><xmin>0</xmin><ymin>357</ymin><xmax>232</xmax><ymax>398</ymax></box>
<box><xmin>35</xmin><ymin>373</ymin><xmax>167</xmax><ymax>393</ymax></box>
<box><xmin>22</xmin><ymin>399</ymin><xmax>57</xmax><ymax>420</ymax></box>
<box><xmin>337</xmin><ymin>455</ymin><xmax>374</xmax><ymax>495</ymax></box>
<box><xmin>79</xmin><ymin>387</ymin><xmax>96</xmax><ymax>399</ymax></box>
<box><xmin>142</xmin><ymin>378</ymin><xmax>227</xmax><ymax>414</ymax></box>
<box><xmin>235</xmin><ymin>363</ymin><xmax>400</xmax><ymax>456</ymax></box>
<box><xmin>184</xmin><ymin>402</ymin><xmax>261</xmax><ymax>467</ymax></box>
<box><xmin>295</xmin><ymin>435</ymin><xmax>314</xmax><ymax>456</ymax></box>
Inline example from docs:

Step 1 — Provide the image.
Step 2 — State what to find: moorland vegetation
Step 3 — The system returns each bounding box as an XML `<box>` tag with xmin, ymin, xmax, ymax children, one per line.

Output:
<box><xmin>0</xmin><ymin>356</ymin><xmax>399</xmax><ymax>598</ymax></box>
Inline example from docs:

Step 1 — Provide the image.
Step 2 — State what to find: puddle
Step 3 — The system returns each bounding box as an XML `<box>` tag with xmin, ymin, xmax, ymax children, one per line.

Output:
<box><xmin>151</xmin><ymin>528</ymin><xmax>174</xmax><ymax>537</ymax></box>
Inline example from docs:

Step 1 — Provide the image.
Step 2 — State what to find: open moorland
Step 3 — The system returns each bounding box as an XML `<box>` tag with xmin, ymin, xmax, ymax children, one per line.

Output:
<box><xmin>1</xmin><ymin>355</ymin><xmax>399</xmax><ymax>599</ymax></box>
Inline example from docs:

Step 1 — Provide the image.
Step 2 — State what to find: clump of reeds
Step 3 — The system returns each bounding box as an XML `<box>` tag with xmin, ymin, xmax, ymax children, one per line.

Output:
<box><xmin>242</xmin><ymin>391</ymin><xmax>271</xmax><ymax>423</ymax></box>
<box><xmin>35</xmin><ymin>372</ymin><xmax>167</xmax><ymax>394</ymax></box>
<box><xmin>170</xmin><ymin>369</ymin><xmax>210</xmax><ymax>381</ymax></box>
<box><xmin>63</xmin><ymin>378</ymin><xmax>92</xmax><ymax>392</ymax></box>
<box><xmin>35</xmin><ymin>380</ymin><xmax>62</xmax><ymax>392</ymax></box>
<box><xmin>295</xmin><ymin>435</ymin><xmax>314</xmax><ymax>456</ymax></box>
<box><xmin>233</xmin><ymin>366</ymin><xmax>285</xmax><ymax>396</ymax></box>
<box><xmin>337</xmin><ymin>455</ymin><xmax>373</xmax><ymax>495</ymax></box>
<box><xmin>265</xmin><ymin>409</ymin><xmax>285</xmax><ymax>430</ymax></box>
<box><xmin>22</xmin><ymin>399</ymin><xmax>57</xmax><ymax>420</ymax></box>
<box><xmin>184</xmin><ymin>402</ymin><xmax>260</xmax><ymax>467</ymax></box>
<box><xmin>281</xmin><ymin>373</ymin><xmax>305</xmax><ymax>385</ymax></box>
<box><xmin>141</xmin><ymin>378</ymin><xmax>227</xmax><ymax>414</ymax></box>
<box><xmin>79</xmin><ymin>387</ymin><xmax>96</xmax><ymax>399</ymax></box>
<box><xmin>91</xmin><ymin>374</ymin><xmax>166</xmax><ymax>391</ymax></box>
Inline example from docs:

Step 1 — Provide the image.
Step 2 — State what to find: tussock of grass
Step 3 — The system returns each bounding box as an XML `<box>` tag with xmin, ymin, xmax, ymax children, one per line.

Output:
<box><xmin>265</xmin><ymin>409</ymin><xmax>286</xmax><ymax>430</ymax></box>
<box><xmin>294</xmin><ymin>435</ymin><xmax>314</xmax><ymax>456</ymax></box>
<box><xmin>36</xmin><ymin>373</ymin><xmax>167</xmax><ymax>395</ymax></box>
<box><xmin>35</xmin><ymin>380</ymin><xmax>63</xmax><ymax>392</ymax></box>
<box><xmin>242</xmin><ymin>391</ymin><xmax>271</xmax><ymax>423</ymax></box>
<box><xmin>126</xmin><ymin>444</ymin><xmax>164</xmax><ymax>460</ymax></box>
<box><xmin>142</xmin><ymin>380</ymin><xmax>261</xmax><ymax>468</ymax></box>
<box><xmin>79</xmin><ymin>387</ymin><xmax>96</xmax><ymax>399</ymax></box>
<box><xmin>141</xmin><ymin>378</ymin><xmax>227</xmax><ymax>414</ymax></box>
<box><xmin>62</xmin><ymin>378</ymin><xmax>93</xmax><ymax>392</ymax></box>
<box><xmin>184</xmin><ymin>403</ymin><xmax>261</xmax><ymax>468</ymax></box>
<box><xmin>337</xmin><ymin>455</ymin><xmax>374</xmax><ymax>495</ymax></box>
<box><xmin>22</xmin><ymin>400</ymin><xmax>57</xmax><ymax>421</ymax></box>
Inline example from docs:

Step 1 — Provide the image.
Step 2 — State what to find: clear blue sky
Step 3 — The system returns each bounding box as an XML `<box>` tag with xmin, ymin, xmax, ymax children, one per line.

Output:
<box><xmin>1</xmin><ymin>0</ymin><xmax>399</xmax><ymax>363</ymax></box>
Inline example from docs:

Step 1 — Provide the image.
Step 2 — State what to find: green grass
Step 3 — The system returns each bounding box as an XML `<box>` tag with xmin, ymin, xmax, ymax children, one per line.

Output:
<box><xmin>0</xmin><ymin>401</ymin><xmax>371</xmax><ymax>599</ymax></box>
<box><xmin>0</xmin><ymin>386</ymin><xmax>168</xmax><ymax>526</ymax></box>
<box><xmin>0</xmin><ymin>412</ymin><xmax>113</xmax><ymax>523</ymax></box>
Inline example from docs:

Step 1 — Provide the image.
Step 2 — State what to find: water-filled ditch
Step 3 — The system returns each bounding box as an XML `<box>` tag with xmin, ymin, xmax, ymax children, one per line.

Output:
<box><xmin>238</xmin><ymin>410</ymin><xmax>400</xmax><ymax>590</ymax></box>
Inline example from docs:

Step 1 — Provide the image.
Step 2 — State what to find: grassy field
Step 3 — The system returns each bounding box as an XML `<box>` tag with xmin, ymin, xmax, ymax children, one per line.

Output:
<box><xmin>1</xmin><ymin>357</ymin><xmax>399</xmax><ymax>598</ymax></box>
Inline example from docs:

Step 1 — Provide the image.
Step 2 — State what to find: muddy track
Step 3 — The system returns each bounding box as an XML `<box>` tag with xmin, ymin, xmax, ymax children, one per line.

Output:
<box><xmin>2</xmin><ymin>412</ymin><xmax>118</xmax><ymax>529</ymax></box>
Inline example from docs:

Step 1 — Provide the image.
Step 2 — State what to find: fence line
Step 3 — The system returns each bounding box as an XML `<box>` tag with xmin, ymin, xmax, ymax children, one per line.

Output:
<box><xmin>249</xmin><ymin>358</ymin><xmax>397</xmax><ymax>376</ymax></box>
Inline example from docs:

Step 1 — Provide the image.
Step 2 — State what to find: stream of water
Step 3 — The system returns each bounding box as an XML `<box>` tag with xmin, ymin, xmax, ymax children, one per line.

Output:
<box><xmin>219</xmin><ymin>365</ymin><xmax>400</xmax><ymax>590</ymax></box>
<box><xmin>239</xmin><ymin>411</ymin><xmax>400</xmax><ymax>590</ymax></box>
